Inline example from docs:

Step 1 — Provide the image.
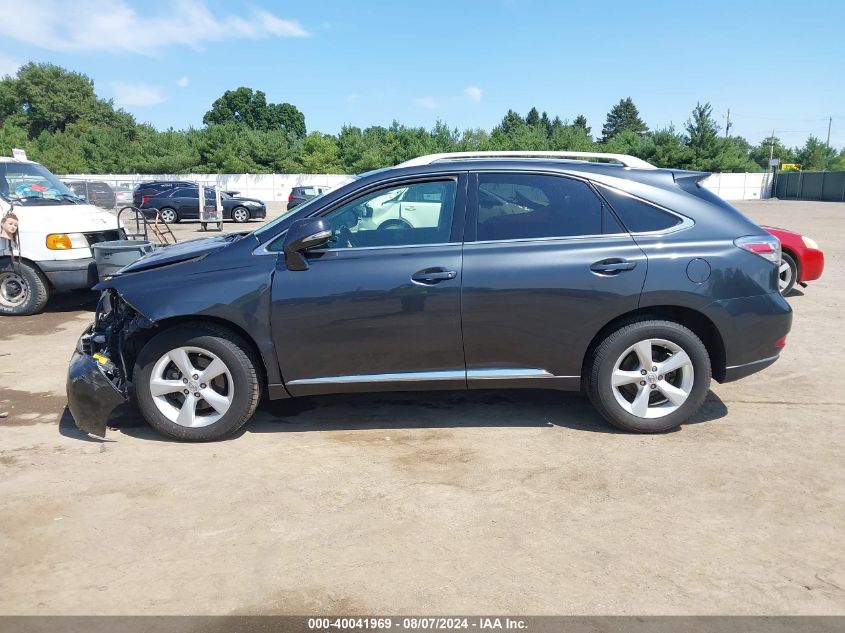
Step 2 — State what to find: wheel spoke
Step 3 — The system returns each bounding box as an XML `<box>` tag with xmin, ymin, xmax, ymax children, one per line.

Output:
<box><xmin>657</xmin><ymin>350</ymin><xmax>691</xmax><ymax>375</ymax></box>
<box><xmin>150</xmin><ymin>378</ymin><xmax>185</xmax><ymax>397</ymax></box>
<box><xmin>657</xmin><ymin>381</ymin><xmax>689</xmax><ymax>406</ymax></box>
<box><xmin>612</xmin><ymin>369</ymin><xmax>642</xmax><ymax>387</ymax></box>
<box><xmin>169</xmin><ymin>348</ymin><xmax>195</xmax><ymax>378</ymax></box>
<box><xmin>633</xmin><ymin>340</ymin><xmax>653</xmax><ymax>370</ymax></box>
<box><xmin>631</xmin><ymin>385</ymin><xmax>651</xmax><ymax>417</ymax></box>
<box><xmin>199</xmin><ymin>357</ymin><xmax>228</xmax><ymax>383</ymax></box>
<box><xmin>201</xmin><ymin>388</ymin><xmax>231</xmax><ymax>415</ymax></box>
<box><xmin>779</xmin><ymin>261</ymin><xmax>789</xmax><ymax>274</ymax></box>
<box><xmin>176</xmin><ymin>393</ymin><xmax>199</xmax><ymax>427</ymax></box>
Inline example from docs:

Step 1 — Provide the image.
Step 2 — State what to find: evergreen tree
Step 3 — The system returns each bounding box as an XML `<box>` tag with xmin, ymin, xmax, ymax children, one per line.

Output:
<box><xmin>601</xmin><ymin>97</ymin><xmax>647</xmax><ymax>142</ymax></box>
<box><xmin>573</xmin><ymin>114</ymin><xmax>591</xmax><ymax>137</ymax></box>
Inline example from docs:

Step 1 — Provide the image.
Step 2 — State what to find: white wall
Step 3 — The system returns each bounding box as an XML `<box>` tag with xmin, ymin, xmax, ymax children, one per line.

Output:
<box><xmin>700</xmin><ymin>172</ymin><xmax>773</xmax><ymax>200</ymax></box>
<box><xmin>60</xmin><ymin>171</ymin><xmax>774</xmax><ymax>202</ymax></box>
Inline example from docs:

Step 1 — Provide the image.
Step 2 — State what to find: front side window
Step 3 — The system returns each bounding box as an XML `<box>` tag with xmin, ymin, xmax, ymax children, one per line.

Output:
<box><xmin>319</xmin><ymin>179</ymin><xmax>457</xmax><ymax>250</ymax></box>
<box><xmin>475</xmin><ymin>173</ymin><xmax>614</xmax><ymax>241</ymax></box>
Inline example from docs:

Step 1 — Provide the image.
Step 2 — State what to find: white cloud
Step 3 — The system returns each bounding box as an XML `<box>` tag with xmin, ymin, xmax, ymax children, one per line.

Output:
<box><xmin>176</xmin><ymin>76</ymin><xmax>189</xmax><ymax>88</ymax></box>
<box><xmin>414</xmin><ymin>96</ymin><xmax>438</xmax><ymax>109</ymax></box>
<box><xmin>0</xmin><ymin>0</ymin><xmax>309</xmax><ymax>56</ymax></box>
<box><xmin>112</xmin><ymin>82</ymin><xmax>166</xmax><ymax>107</ymax></box>
<box><xmin>464</xmin><ymin>86</ymin><xmax>483</xmax><ymax>102</ymax></box>
<box><xmin>0</xmin><ymin>55</ymin><xmax>20</xmax><ymax>77</ymax></box>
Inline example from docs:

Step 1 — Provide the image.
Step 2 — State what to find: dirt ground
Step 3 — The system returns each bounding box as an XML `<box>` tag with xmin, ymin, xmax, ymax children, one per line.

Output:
<box><xmin>0</xmin><ymin>200</ymin><xmax>843</xmax><ymax>616</ymax></box>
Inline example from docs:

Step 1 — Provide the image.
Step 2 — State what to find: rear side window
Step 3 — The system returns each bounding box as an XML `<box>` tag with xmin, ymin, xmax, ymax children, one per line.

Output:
<box><xmin>598</xmin><ymin>186</ymin><xmax>682</xmax><ymax>233</ymax></box>
<box><xmin>475</xmin><ymin>173</ymin><xmax>617</xmax><ymax>241</ymax></box>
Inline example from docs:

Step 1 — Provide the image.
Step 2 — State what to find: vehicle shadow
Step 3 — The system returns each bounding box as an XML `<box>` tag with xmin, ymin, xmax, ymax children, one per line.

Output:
<box><xmin>78</xmin><ymin>389</ymin><xmax>729</xmax><ymax>443</ymax></box>
<box><xmin>44</xmin><ymin>290</ymin><xmax>99</xmax><ymax>314</ymax></box>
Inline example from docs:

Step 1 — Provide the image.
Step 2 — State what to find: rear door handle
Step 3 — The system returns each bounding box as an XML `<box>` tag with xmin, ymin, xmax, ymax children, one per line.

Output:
<box><xmin>412</xmin><ymin>267</ymin><xmax>457</xmax><ymax>284</ymax></box>
<box><xmin>590</xmin><ymin>258</ymin><xmax>637</xmax><ymax>275</ymax></box>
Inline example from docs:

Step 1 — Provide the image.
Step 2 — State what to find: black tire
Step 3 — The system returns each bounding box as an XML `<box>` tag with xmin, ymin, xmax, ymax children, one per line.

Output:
<box><xmin>158</xmin><ymin>207</ymin><xmax>179</xmax><ymax>224</ymax></box>
<box><xmin>378</xmin><ymin>219</ymin><xmax>413</xmax><ymax>230</ymax></box>
<box><xmin>0</xmin><ymin>261</ymin><xmax>50</xmax><ymax>316</ymax></box>
<box><xmin>586</xmin><ymin>319</ymin><xmax>711</xmax><ymax>433</ymax></box>
<box><xmin>231</xmin><ymin>206</ymin><xmax>250</xmax><ymax>223</ymax></box>
<box><xmin>779</xmin><ymin>251</ymin><xmax>798</xmax><ymax>296</ymax></box>
<box><xmin>133</xmin><ymin>324</ymin><xmax>260</xmax><ymax>441</ymax></box>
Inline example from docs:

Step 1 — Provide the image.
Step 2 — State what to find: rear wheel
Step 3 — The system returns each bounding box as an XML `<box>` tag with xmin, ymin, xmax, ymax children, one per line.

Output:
<box><xmin>134</xmin><ymin>325</ymin><xmax>260</xmax><ymax>441</ymax></box>
<box><xmin>0</xmin><ymin>261</ymin><xmax>49</xmax><ymax>316</ymax></box>
<box><xmin>158</xmin><ymin>207</ymin><xmax>179</xmax><ymax>224</ymax></box>
<box><xmin>778</xmin><ymin>251</ymin><xmax>798</xmax><ymax>295</ymax></box>
<box><xmin>586</xmin><ymin>320</ymin><xmax>711</xmax><ymax>433</ymax></box>
<box><xmin>231</xmin><ymin>207</ymin><xmax>250</xmax><ymax>223</ymax></box>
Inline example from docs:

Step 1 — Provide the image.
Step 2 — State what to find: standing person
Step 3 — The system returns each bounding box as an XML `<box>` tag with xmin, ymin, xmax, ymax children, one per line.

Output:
<box><xmin>0</xmin><ymin>211</ymin><xmax>19</xmax><ymax>258</ymax></box>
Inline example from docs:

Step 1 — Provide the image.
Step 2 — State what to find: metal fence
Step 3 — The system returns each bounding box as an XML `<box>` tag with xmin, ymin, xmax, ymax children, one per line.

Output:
<box><xmin>774</xmin><ymin>171</ymin><xmax>845</xmax><ymax>202</ymax></box>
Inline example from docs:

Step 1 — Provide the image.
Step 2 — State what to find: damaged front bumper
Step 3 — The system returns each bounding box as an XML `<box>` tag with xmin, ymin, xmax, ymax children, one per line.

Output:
<box><xmin>66</xmin><ymin>289</ymin><xmax>153</xmax><ymax>437</ymax></box>
<box><xmin>67</xmin><ymin>330</ymin><xmax>128</xmax><ymax>437</ymax></box>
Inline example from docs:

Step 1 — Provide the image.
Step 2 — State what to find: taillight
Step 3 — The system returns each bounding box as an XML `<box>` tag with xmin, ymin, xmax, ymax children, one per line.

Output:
<box><xmin>734</xmin><ymin>235</ymin><xmax>780</xmax><ymax>264</ymax></box>
<box><xmin>288</xmin><ymin>192</ymin><xmax>294</xmax><ymax>203</ymax></box>
<box><xmin>142</xmin><ymin>196</ymin><xmax>150</xmax><ymax>204</ymax></box>
<box><xmin>775</xmin><ymin>335</ymin><xmax>787</xmax><ymax>348</ymax></box>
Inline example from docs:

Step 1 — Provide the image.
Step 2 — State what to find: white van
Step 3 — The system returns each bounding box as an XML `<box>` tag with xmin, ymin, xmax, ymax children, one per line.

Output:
<box><xmin>0</xmin><ymin>155</ymin><xmax>123</xmax><ymax>316</ymax></box>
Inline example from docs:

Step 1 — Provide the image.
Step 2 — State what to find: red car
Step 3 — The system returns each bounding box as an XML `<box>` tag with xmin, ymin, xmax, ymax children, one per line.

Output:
<box><xmin>763</xmin><ymin>226</ymin><xmax>825</xmax><ymax>295</ymax></box>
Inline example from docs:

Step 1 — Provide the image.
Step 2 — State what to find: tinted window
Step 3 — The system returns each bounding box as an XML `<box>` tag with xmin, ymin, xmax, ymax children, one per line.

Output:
<box><xmin>476</xmin><ymin>173</ymin><xmax>607</xmax><ymax>241</ymax></box>
<box><xmin>598</xmin><ymin>186</ymin><xmax>682</xmax><ymax>232</ymax></box>
<box><xmin>172</xmin><ymin>188</ymin><xmax>198</xmax><ymax>199</ymax></box>
<box><xmin>319</xmin><ymin>180</ymin><xmax>457</xmax><ymax>250</ymax></box>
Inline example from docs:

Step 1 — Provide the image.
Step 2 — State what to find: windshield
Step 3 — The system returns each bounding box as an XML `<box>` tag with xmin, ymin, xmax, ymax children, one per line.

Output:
<box><xmin>0</xmin><ymin>161</ymin><xmax>80</xmax><ymax>205</ymax></box>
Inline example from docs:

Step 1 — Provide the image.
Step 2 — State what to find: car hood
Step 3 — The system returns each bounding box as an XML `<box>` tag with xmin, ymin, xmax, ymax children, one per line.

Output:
<box><xmin>113</xmin><ymin>235</ymin><xmax>235</xmax><ymax>275</ymax></box>
<box><xmin>9</xmin><ymin>203</ymin><xmax>119</xmax><ymax>233</ymax></box>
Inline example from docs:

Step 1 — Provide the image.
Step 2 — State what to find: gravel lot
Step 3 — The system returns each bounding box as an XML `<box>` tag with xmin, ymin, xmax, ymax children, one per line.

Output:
<box><xmin>0</xmin><ymin>200</ymin><xmax>843</xmax><ymax>615</ymax></box>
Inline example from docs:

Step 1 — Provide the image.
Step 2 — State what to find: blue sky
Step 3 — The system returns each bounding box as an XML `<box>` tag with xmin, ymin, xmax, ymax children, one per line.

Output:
<box><xmin>1</xmin><ymin>0</ymin><xmax>843</xmax><ymax>148</ymax></box>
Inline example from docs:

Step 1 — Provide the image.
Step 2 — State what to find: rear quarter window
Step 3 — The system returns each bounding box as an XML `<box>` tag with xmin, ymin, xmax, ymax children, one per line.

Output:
<box><xmin>598</xmin><ymin>186</ymin><xmax>682</xmax><ymax>233</ymax></box>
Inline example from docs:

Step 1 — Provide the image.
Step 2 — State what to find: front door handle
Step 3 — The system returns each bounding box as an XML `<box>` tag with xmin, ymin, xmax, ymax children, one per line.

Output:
<box><xmin>590</xmin><ymin>258</ymin><xmax>637</xmax><ymax>275</ymax></box>
<box><xmin>412</xmin><ymin>267</ymin><xmax>457</xmax><ymax>284</ymax></box>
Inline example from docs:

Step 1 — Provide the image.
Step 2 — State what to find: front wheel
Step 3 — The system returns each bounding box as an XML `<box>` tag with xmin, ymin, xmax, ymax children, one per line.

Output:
<box><xmin>158</xmin><ymin>207</ymin><xmax>179</xmax><ymax>224</ymax></box>
<box><xmin>134</xmin><ymin>325</ymin><xmax>260</xmax><ymax>441</ymax></box>
<box><xmin>586</xmin><ymin>320</ymin><xmax>711</xmax><ymax>433</ymax></box>
<box><xmin>0</xmin><ymin>261</ymin><xmax>50</xmax><ymax>316</ymax></box>
<box><xmin>778</xmin><ymin>252</ymin><xmax>798</xmax><ymax>295</ymax></box>
<box><xmin>231</xmin><ymin>207</ymin><xmax>250</xmax><ymax>223</ymax></box>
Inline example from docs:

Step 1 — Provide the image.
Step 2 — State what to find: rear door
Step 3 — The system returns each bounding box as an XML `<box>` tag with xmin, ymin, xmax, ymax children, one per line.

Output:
<box><xmin>172</xmin><ymin>188</ymin><xmax>200</xmax><ymax>218</ymax></box>
<box><xmin>461</xmin><ymin>171</ymin><xmax>647</xmax><ymax>389</ymax></box>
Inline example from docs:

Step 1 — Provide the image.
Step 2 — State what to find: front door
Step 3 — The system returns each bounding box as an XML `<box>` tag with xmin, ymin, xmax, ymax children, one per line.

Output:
<box><xmin>270</xmin><ymin>175</ymin><xmax>468</xmax><ymax>396</ymax></box>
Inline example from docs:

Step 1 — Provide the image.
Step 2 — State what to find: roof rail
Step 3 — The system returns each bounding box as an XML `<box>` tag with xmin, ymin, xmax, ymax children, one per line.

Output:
<box><xmin>397</xmin><ymin>151</ymin><xmax>656</xmax><ymax>170</ymax></box>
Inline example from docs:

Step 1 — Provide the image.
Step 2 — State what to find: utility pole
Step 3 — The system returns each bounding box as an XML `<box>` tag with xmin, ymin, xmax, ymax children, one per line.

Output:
<box><xmin>725</xmin><ymin>108</ymin><xmax>732</xmax><ymax>137</ymax></box>
<box><xmin>769</xmin><ymin>129</ymin><xmax>775</xmax><ymax>164</ymax></box>
<box><xmin>827</xmin><ymin>116</ymin><xmax>832</xmax><ymax>146</ymax></box>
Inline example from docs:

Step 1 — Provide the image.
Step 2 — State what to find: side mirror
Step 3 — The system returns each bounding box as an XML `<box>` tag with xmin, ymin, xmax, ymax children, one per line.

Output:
<box><xmin>283</xmin><ymin>217</ymin><xmax>332</xmax><ymax>271</ymax></box>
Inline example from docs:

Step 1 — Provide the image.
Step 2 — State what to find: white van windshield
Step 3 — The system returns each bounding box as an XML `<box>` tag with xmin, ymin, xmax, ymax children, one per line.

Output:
<box><xmin>0</xmin><ymin>161</ymin><xmax>80</xmax><ymax>205</ymax></box>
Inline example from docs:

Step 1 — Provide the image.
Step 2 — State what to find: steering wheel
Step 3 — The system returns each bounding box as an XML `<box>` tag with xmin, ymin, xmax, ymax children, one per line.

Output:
<box><xmin>337</xmin><ymin>225</ymin><xmax>358</xmax><ymax>248</ymax></box>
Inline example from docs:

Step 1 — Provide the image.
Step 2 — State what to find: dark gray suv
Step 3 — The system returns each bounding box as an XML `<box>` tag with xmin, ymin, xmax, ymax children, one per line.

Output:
<box><xmin>67</xmin><ymin>151</ymin><xmax>792</xmax><ymax>441</ymax></box>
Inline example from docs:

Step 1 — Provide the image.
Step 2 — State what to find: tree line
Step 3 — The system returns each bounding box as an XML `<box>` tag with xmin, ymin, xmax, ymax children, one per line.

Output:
<box><xmin>1</xmin><ymin>63</ymin><xmax>842</xmax><ymax>175</ymax></box>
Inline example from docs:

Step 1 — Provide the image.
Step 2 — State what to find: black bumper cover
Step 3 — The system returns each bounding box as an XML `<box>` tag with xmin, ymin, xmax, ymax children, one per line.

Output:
<box><xmin>66</xmin><ymin>349</ymin><xmax>127</xmax><ymax>437</ymax></box>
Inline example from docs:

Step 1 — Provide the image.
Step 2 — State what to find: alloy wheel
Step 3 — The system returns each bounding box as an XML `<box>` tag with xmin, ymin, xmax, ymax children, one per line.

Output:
<box><xmin>233</xmin><ymin>208</ymin><xmax>249</xmax><ymax>222</ymax></box>
<box><xmin>611</xmin><ymin>338</ymin><xmax>694</xmax><ymax>419</ymax></box>
<box><xmin>149</xmin><ymin>346</ymin><xmax>234</xmax><ymax>428</ymax></box>
<box><xmin>778</xmin><ymin>258</ymin><xmax>793</xmax><ymax>293</ymax></box>
<box><xmin>0</xmin><ymin>271</ymin><xmax>28</xmax><ymax>308</ymax></box>
<box><xmin>159</xmin><ymin>209</ymin><xmax>177</xmax><ymax>223</ymax></box>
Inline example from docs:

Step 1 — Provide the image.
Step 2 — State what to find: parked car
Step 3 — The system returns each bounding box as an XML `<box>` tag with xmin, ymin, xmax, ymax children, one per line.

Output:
<box><xmin>287</xmin><ymin>185</ymin><xmax>332</xmax><ymax>210</ymax></box>
<box><xmin>64</xmin><ymin>180</ymin><xmax>116</xmax><ymax>209</ymax></box>
<box><xmin>1</xmin><ymin>156</ymin><xmax>123</xmax><ymax>316</ymax></box>
<box><xmin>139</xmin><ymin>186</ymin><xmax>266</xmax><ymax>223</ymax></box>
<box><xmin>762</xmin><ymin>226</ymin><xmax>825</xmax><ymax>295</ymax></box>
<box><xmin>114</xmin><ymin>185</ymin><xmax>134</xmax><ymax>207</ymax></box>
<box><xmin>68</xmin><ymin>151</ymin><xmax>792</xmax><ymax>441</ymax></box>
<box><xmin>133</xmin><ymin>181</ymin><xmax>195</xmax><ymax>208</ymax></box>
